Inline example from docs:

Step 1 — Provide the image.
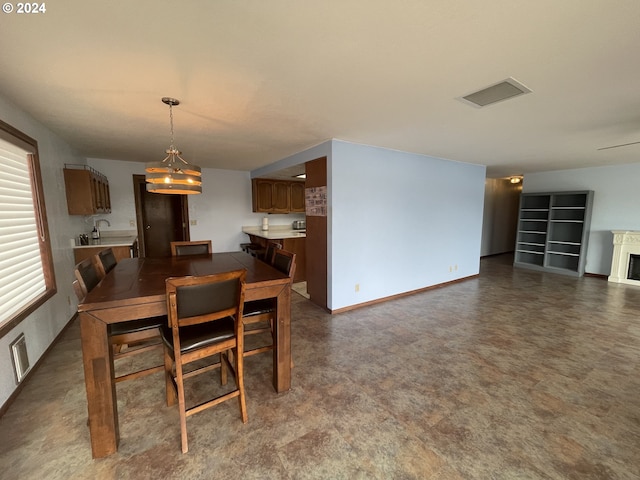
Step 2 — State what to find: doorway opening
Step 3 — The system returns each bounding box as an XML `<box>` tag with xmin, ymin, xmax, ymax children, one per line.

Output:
<box><xmin>133</xmin><ymin>175</ymin><xmax>190</xmax><ymax>257</ymax></box>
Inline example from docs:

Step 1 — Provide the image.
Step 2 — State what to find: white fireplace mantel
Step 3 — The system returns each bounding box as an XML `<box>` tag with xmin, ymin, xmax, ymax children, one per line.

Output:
<box><xmin>608</xmin><ymin>230</ymin><xmax>640</xmax><ymax>286</ymax></box>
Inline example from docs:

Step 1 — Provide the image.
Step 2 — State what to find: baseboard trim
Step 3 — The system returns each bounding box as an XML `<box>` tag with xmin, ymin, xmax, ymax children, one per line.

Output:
<box><xmin>584</xmin><ymin>272</ymin><xmax>608</xmax><ymax>280</ymax></box>
<box><xmin>330</xmin><ymin>274</ymin><xmax>479</xmax><ymax>314</ymax></box>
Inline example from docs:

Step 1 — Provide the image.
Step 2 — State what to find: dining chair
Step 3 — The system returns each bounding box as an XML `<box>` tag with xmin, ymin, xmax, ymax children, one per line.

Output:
<box><xmin>73</xmin><ymin>257</ymin><xmax>103</xmax><ymax>296</ymax></box>
<box><xmin>170</xmin><ymin>240</ymin><xmax>212</xmax><ymax>256</ymax></box>
<box><xmin>162</xmin><ymin>270</ymin><xmax>248</xmax><ymax>453</ymax></box>
<box><xmin>74</xmin><ymin>255</ymin><xmax>164</xmax><ymax>384</ymax></box>
<box><xmin>260</xmin><ymin>241</ymin><xmax>280</xmax><ymax>265</ymax></box>
<box><xmin>240</xmin><ymin>242</ymin><xmax>265</xmax><ymax>258</ymax></box>
<box><xmin>94</xmin><ymin>247</ymin><xmax>117</xmax><ymax>277</ymax></box>
<box><xmin>242</xmin><ymin>248</ymin><xmax>296</xmax><ymax>359</ymax></box>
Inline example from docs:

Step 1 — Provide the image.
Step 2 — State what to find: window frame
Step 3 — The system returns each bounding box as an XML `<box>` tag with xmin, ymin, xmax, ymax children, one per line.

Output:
<box><xmin>0</xmin><ymin>118</ymin><xmax>56</xmax><ymax>338</ymax></box>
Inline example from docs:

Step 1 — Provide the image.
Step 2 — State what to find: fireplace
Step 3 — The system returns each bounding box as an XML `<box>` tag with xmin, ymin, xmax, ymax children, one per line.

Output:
<box><xmin>629</xmin><ymin>254</ymin><xmax>640</xmax><ymax>281</ymax></box>
<box><xmin>608</xmin><ymin>231</ymin><xmax>640</xmax><ymax>286</ymax></box>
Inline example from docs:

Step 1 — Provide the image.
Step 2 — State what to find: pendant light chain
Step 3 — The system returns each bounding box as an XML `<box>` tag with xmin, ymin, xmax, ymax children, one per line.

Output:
<box><xmin>144</xmin><ymin>97</ymin><xmax>202</xmax><ymax>194</ymax></box>
<box><xmin>168</xmin><ymin>100</ymin><xmax>176</xmax><ymax>153</ymax></box>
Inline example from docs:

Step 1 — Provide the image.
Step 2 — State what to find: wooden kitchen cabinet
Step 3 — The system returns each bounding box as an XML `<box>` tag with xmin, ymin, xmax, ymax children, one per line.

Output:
<box><xmin>64</xmin><ymin>165</ymin><xmax>111</xmax><ymax>215</ymax></box>
<box><xmin>73</xmin><ymin>244</ymin><xmax>135</xmax><ymax>265</ymax></box>
<box><xmin>281</xmin><ymin>237</ymin><xmax>306</xmax><ymax>282</ymax></box>
<box><xmin>252</xmin><ymin>179</ymin><xmax>305</xmax><ymax>213</ymax></box>
<box><xmin>290</xmin><ymin>182</ymin><xmax>305</xmax><ymax>212</ymax></box>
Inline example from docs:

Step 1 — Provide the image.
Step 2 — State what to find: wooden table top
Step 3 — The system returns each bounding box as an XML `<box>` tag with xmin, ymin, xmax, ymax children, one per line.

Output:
<box><xmin>78</xmin><ymin>251</ymin><xmax>290</xmax><ymax>315</ymax></box>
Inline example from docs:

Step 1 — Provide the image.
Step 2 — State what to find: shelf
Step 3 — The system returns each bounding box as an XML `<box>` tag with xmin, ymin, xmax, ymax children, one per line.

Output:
<box><xmin>552</xmin><ymin>194</ymin><xmax>589</xmax><ymax>208</ymax></box>
<box><xmin>520</xmin><ymin>195</ymin><xmax>551</xmax><ymax>210</ymax></box>
<box><xmin>515</xmin><ymin>251</ymin><xmax>545</xmax><ymax>266</ymax></box>
<box><xmin>546</xmin><ymin>254</ymin><xmax>580</xmax><ymax>271</ymax></box>
<box><xmin>514</xmin><ymin>190</ymin><xmax>593</xmax><ymax>276</ymax></box>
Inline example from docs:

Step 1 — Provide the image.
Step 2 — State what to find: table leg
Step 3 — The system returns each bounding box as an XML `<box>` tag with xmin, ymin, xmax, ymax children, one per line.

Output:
<box><xmin>273</xmin><ymin>283</ymin><xmax>292</xmax><ymax>392</ymax></box>
<box><xmin>79</xmin><ymin>312</ymin><xmax>119</xmax><ymax>458</ymax></box>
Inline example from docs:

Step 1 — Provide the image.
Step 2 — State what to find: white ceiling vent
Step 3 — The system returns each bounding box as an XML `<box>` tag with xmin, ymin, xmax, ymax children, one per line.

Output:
<box><xmin>459</xmin><ymin>77</ymin><xmax>531</xmax><ymax>108</ymax></box>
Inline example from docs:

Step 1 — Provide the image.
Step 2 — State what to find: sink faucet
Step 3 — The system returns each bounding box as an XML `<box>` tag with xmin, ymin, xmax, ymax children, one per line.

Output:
<box><xmin>95</xmin><ymin>218</ymin><xmax>111</xmax><ymax>230</ymax></box>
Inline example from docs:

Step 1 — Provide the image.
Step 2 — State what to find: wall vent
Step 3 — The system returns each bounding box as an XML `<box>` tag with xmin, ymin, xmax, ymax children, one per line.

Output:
<box><xmin>459</xmin><ymin>77</ymin><xmax>531</xmax><ymax>108</ymax></box>
<box><xmin>10</xmin><ymin>333</ymin><xmax>31</xmax><ymax>384</ymax></box>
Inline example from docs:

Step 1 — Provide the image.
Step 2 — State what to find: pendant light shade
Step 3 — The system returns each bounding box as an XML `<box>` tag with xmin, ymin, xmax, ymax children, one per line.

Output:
<box><xmin>145</xmin><ymin>98</ymin><xmax>202</xmax><ymax>194</ymax></box>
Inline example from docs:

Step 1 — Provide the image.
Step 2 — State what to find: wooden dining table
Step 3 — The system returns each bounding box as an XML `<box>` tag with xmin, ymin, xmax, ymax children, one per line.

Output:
<box><xmin>77</xmin><ymin>251</ymin><xmax>292</xmax><ymax>458</ymax></box>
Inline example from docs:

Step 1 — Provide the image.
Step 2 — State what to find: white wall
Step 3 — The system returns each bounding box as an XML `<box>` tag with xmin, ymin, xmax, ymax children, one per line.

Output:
<box><xmin>87</xmin><ymin>158</ymin><xmax>299</xmax><ymax>253</ymax></box>
<box><xmin>330</xmin><ymin>140</ymin><xmax>486</xmax><ymax>310</ymax></box>
<box><xmin>523</xmin><ymin>162</ymin><xmax>640</xmax><ymax>275</ymax></box>
<box><xmin>0</xmin><ymin>95</ymin><xmax>86</xmax><ymax>408</ymax></box>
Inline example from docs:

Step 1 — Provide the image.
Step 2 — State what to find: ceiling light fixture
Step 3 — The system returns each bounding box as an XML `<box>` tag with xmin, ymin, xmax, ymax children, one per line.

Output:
<box><xmin>510</xmin><ymin>176</ymin><xmax>522</xmax><ymax>184</ymax></box>
<box><xmin>145</xmin><ymin>97</ymin><xmax>202</xmax><ymax>194</ymax></box>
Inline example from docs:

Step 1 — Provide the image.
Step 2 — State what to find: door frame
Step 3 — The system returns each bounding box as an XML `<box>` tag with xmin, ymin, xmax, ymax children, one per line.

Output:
<box><xmin>132</xmin><ymin>175</ymin><xmax>190</xmax><ymax>257</ymax></box>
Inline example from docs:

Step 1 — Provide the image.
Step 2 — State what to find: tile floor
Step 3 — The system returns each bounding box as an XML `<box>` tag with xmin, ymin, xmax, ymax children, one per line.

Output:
<box><xmin>0</xmin><ymin>254</ymin><xmax>639</xmax><ymax>479</ymax></box>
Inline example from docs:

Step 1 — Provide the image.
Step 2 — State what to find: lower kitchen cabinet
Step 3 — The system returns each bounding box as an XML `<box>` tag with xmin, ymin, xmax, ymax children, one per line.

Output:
<box><xmin>73</xmin><ymin>243</ymin><xmax>137</xmax><ymax>265</ymax></box>
<box><xmin>245</xmin><ymin>234</ymin><xmax>306</xmax><ymax>283</ymax></box>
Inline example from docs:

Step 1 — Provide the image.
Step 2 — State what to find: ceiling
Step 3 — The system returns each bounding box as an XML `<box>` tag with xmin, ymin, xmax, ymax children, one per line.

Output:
<box><xmin>1</xmin><ymin>1</ymin><xmax>640</xmax><ymax>178</ymax></box>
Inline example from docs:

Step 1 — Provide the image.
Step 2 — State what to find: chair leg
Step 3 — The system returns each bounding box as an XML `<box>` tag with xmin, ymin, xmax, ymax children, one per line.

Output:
<box><xmin>234</xmin><ymin>346</ymin><xmax>248</xmax><ymax>424</ymax></box>
<box><xmin>220</xmin><ymin>351</ymin><xmax>228</xmax><ymax>386</ymax></box>
<box><xmin>164</xmin><ymin>348</ymin><xmax>177</xmax><ymax>407</ymax></box>
<box><xmin>175</xmin><ymin>365</ymin><xmax>189</xmax><ymax>454</ymax></box>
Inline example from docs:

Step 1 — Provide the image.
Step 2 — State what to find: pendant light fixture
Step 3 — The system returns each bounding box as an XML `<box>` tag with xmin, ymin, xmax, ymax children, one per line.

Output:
<box><xmin>145</xmin><ymin>97</ymin><xmax>202</xmax><ymax>194</ymax></box>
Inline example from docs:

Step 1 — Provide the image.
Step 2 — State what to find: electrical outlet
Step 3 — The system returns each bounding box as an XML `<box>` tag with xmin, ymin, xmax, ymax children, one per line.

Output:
<box><xmin>449</xmin><ymin>266</ymin><xmax>452</xmax><ymax>272</ymax></box>
<box><xmin>355</xmin><ymin>283</ymin><xmax>360</xmax><ymax>292</ymax></box>
<box><xmin>190</xmin><ymin>220</ymin><xmax>197</xmax><ymax>226</ymax></box>
<box><xmin>129</xmin><ymin>219</ymin><xmax>135</xmax><ymax>227</ymax></box>
<box><xmin>455</xmin><ymin>264</ymin><xmax>458</xmax><ymax>271</ymax></box>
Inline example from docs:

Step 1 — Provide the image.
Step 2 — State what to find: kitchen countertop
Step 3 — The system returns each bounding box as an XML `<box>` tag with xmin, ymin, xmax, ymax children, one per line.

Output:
<box><xmin>74</xmin><ymin>235</ymin><xmax>138</xmax><ymax>249</ymax></box>
<box><xmin>242</xmin><ymin>226</ymin><xmax>306</xmax><ymax>240</ymax></box>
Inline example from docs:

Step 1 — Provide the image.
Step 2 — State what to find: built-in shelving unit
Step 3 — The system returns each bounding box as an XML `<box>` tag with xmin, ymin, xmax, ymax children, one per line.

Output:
<box><xmin>514</xmin><ymin>191</ymin><xmax>593</xmax><ymax>276</ymax></box>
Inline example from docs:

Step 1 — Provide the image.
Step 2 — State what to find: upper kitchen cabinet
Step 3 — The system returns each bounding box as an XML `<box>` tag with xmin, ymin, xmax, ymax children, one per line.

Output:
<box><xmin>252</xmin><ymin>178</ymin><xmax>305</xmax><ymax>213</ymax></box>
<box><xmin>63</xmin><ymin>165</ymin><xmax>111</xmax><ymax>215</ymax></box>
<box><xmin>290</xmin><ymin>181</ymin><xmax>305</xmax><ymax>212</ymax></box>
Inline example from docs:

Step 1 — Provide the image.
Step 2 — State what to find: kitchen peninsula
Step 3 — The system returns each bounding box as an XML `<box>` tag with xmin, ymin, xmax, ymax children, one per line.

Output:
<box><xmin>242</xmin><ymin>225</ymin><xmax>306</xmax><ymax>283</ymax></box>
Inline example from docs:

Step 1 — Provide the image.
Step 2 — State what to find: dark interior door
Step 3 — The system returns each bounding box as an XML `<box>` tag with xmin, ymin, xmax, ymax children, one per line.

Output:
<box><xmin>133</xmin><ymin>175</ymin><xmax>189</xmax><ymax>257</ymax></box>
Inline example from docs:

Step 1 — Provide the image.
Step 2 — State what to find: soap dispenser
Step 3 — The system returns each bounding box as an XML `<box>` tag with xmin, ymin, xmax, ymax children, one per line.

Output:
<box><xmin>91</xmin><ymin>226</ymin><xmax>100</xmax><ymax>241</ymax></box>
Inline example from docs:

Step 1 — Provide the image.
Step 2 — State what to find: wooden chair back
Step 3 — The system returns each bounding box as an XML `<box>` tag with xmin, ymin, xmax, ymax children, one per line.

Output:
<box><xmin>72</xmin><ymin>279</ymin><xmax>85</xmax><ymax>301</ymax></box>
<box><xmin>170</xmin><ymin>240</ymin><xmax>212</xmax><ymax>256</ymax></box>
<box><xmin>166</xmin><ymin>269</ymin><xmax>246</xmax><ymax>330</ymax></box>
<box><xmin>261</xmin><ymin>242</ymin><xmax>280</xmax><ymax>265</ymax></box>
<box><xmin>95</xmin><ymin>248</ymin><xmax>117</xmax><ymax>277</ymax></box>
<box><xmin>272</xmin><ymin>248</ymin><xmax>296</xmax><ymax>280</ymax></box>
<box><xmin>73</xmin><ymin>257</ymin><xmax>103</xmax><ymax>299</ymax></box>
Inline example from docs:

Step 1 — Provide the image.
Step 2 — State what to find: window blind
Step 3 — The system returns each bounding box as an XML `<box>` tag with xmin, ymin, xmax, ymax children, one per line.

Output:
<box><xmin>0</xmin><ymin>140</ymin><xmax>46</xmax><ymax>324</ymax></box>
